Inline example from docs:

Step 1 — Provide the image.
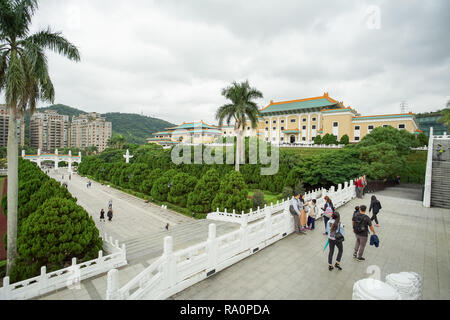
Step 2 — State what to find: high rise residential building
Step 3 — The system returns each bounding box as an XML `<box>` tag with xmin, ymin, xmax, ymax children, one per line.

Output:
<box><xmin>71</xmin><ymin>112</ymin><xmax>112</xmax><ymax>152</ymax></box>
<box><xmin>30</xmin><ymin>110</ymin><xmax>71</xmax><ymax>152</ymax></box>
<box><xmin>0</xmin><ymin>104</ymin><xmax>25</xmax><ymax>147</ymax></box>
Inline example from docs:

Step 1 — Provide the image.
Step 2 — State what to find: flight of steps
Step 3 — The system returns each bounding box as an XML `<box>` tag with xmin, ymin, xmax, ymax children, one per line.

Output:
<box><xmin>431</xmin><ymin>139</ymin><xmax>450</xmax><ymax>208</ymax></box>
<box><xmin>123</xmin><ymin>219</ymin><xmax>241</xmax><ymax>265</ymax></box>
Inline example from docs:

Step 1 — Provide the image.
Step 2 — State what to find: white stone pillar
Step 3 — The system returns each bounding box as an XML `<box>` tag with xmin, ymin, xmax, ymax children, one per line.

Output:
<box><xmin>206</xmin><ymin>224</ymin><xmax>218</xmax><ymax>273</ymax></box>
<box><xmin>106</xmin><ymin>269</ymin><xmax>120</xmax><ymax>300</ymax></box>
<box><xmin>423</xmin><ymin>127</ymin><xmax>434</xmax><ymax>207</ymax></box>
<box><xmin>21</xmin><ymin>149</ymin><xmax>25</xmax><ymax>157</ymax></box>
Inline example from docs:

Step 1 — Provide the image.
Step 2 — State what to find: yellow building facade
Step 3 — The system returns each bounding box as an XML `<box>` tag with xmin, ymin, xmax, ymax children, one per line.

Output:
<box><xmin>238</xmin><ymin>93</ymin><xmax>420</xmax><ymax>144</ymax></box>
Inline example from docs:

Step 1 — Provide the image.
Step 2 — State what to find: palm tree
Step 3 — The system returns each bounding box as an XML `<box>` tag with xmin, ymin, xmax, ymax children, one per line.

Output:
<box><xmin>0</xmin><ymin>0</ymin><xmax>80</xmax><ymax>275</ymax></box>
<box><xmin>438</xmin><ymin>100</ymin><xmax>450</xmax><ymax>127</ymax></box>
<box><xmin>216</xmin><ymin>80</ymin><xmax>263</xmax><ymax>171</ymax></box>
<box><xmin>107</xmin><ymin>134</ymin><xmax>126</xmax><ymax>149</ymax></box>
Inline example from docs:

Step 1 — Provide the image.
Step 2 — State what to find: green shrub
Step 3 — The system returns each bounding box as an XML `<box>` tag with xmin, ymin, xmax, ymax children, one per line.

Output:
<box><xmin>10</xmin><ymin>197</ymin><xmax>103</xmax><ymax>283</ymax></box>
<box><xmin>187</xmin><ymin>169</ymin><xmax>221</xmax><ymax>214</ymax></box>
<box><xmin>167</xmin><ymin>172</ymin><xmax>198</xmax><ymax>207</ymax></box>
<box><xmin>211</xmin><ymin>171</ymin><xmax>251</xmax><ymax>213</ymax></box>
<box><xmin>282</xmin><ymin>186</ymin><xmax>293</xmax><ymax>199</ymax></box>
<box><xmin>251</xmin><ymin>189</ymin><xmax>265</xmax><ymax>210</ymax></box>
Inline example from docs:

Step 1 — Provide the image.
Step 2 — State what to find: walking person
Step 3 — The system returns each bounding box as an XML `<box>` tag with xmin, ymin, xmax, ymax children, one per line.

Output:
<box><xmin>307</xmin><ymin>199</ymin><xmax>318</xmax><ymax>230</ymax></box>
<box><xmin>108</xmin><ymin>199</ymin><xmax>113</xmax><ymax>210</ymax></box>
<box><xmin>321</xmin><ymin>196</ymin><xmax>334</xmax><ymax>235</ymax></box>
<box><xmin>100</xmin><ymin>209</ymin><xmax>105</xmax><ymax>222</ymax></box>
<box><xmin>326</xmin><ymin>212</ymin><xmax>344</xmax><ymax>271</ymax></box>
<box><xmin>165</xmin><ymin>223</ymin><xmax>169</xmax><ymax>231</ymax></box>
<box><xmin>436</xmin><ymin>144</ymin><xmax>443</xmax><ymax>161</ymax></box>
<box><xmin>289</xmin><ymin>193</ymin><xmax>306</xmax><ymax>234</ymax></box>
<box><xmin>352</xmin><ymin>205</ymin><xmax>377</xmax><ymax>261</ymax></box>
<box><xmin>107</xmin><ymin>208</ymin><xmax>113</xmax><ymax>222</ymax></box>
<box><xmin>369</xmin><ymin>195</ymin><xmax>382</xmax><ymax>227</ymax></box>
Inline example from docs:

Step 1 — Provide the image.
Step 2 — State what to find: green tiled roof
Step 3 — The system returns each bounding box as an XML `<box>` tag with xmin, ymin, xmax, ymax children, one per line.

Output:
<box><xmin>282</xmin><ymin>130</ymin><xmax>300</xmax><ymax>134</ymax></box>
<box><xmin>153</xmin><ymin>131</ymin><xmax>170</xmax><ymax>135</ymax></box>
<box><xmin>352</xmin><ymin>114</ymin><xmax>415</xmax><ymax>121</ymax></box>
<box><xmin>171</xmin><ymin>122</ymin><xmax>218</xmax><ymax>130</ymax></box>
<box><xmin>261</xmin><ymin>98</ymin><xmax>339</xmax><ymax>115</ymax></box>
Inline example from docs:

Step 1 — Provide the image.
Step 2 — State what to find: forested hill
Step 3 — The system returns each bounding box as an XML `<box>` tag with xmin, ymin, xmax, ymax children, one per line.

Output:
<box><xmin>103</xmin><ymin>112</ymin><xmax>174</xmax><ymax>144</ymax></box>
<box><xmin>24</xmin><ymin>104</ymin><xmax>175</xmax><ymax>145</ymax></box>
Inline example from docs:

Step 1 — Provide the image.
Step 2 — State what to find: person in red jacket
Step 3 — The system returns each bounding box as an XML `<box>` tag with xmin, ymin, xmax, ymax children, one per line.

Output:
<box><xmin>356</xmin><ymin>178</ymin><xmax>364</xmax><ymax>199</ymax></box>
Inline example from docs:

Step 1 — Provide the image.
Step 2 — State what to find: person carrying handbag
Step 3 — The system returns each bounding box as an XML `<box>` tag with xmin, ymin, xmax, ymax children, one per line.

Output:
<box><xmin>326</xmin><ymin>211</ymin><xmax>344</xmax><ymax>271</ymax></box>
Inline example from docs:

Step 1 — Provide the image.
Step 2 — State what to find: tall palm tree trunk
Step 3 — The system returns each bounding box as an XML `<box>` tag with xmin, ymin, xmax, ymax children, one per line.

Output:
<box><xmin>238</xmin><ymin>130</ymin><xmax>245</xmax><ymax>165</ymax></box>
<box><xmin>235</xmin><ymin>130</ymin><xmax>240</xmax><ymax>171</ymax></box>
<box><xmin>6</xmin><ymin>106</ymin><xmax>18</xmax><ymax>275</ymax></box>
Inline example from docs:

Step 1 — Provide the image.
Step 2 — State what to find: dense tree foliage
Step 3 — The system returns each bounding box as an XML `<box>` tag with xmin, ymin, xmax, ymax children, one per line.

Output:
<box><xmin>211</xmin><ymin>171</ymin><xmax>251</xmax><ymax>213</ymax></box>
<box><xmin>168</xmin><ymin>172</ymin><xmax>198</xmax><ymax>207</ymax></box>
<box><xmin>3</xmin><ymin>159</ymin><xmax>102</xmax><ymax>282</ymax></box>
<box><xmin>10</xmin><ymin>198</ymin><xmax>102</xmax><ymax>282</ymax></box>
<box><xmin>187</xmin><ymin>169</ymin><xmax>221</xmax><ymax>214</ymax></box>
<box><xmin>340</xmin><ymin>134</ymin><xmax>350</xmax><ymax>145</ymax></box>
<box><xmin>251</xmin><ymin>189</ymin><xmax>265</xmax><ymax>210</ymax></box>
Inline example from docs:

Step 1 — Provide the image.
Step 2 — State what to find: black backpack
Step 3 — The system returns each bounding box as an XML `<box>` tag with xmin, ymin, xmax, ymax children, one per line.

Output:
<box><xmin>353</xmin><ymin>214</ymin><xmax>367</xmax><ymax>234</ymax></box>
<box><xmin>289</xmin><ymin>205</ymin><xmax>297</xmax><ymax>216</ymax></box>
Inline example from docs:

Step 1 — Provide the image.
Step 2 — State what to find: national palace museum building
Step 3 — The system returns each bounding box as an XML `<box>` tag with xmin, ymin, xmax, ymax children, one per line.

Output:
<box><xmin>148</xmin><ymin>93</ymin><xmax>421</xmax><ymax>146</ymax></box>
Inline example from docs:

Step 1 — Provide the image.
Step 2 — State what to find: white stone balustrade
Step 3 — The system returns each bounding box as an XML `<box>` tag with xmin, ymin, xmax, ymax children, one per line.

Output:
<box><xmin>107</xmin><ymin>177</ymin><xmax>359</xmax><ymax>300</ymax></box>
<box><xmin>0</xmin><ymin>233</ymin><xmax>127</xmax><ymax>300</ymax></box>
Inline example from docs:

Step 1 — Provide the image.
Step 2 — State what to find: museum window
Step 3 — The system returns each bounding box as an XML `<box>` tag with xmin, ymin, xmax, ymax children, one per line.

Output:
<box><xmin>273</xmin><ymin>120</ymin><xmax>276</xmax><ymax>124</ymax></box>
<box><xmin>281</xmin><ymin>137</ymin><xmax>284</xmax><ymax>141</ymax></box>
<box><xmin>312</xmin><ymin>117</ymin><xmax>316</xmax><ymax>121</ymax></box>
<box><xmin>273</xmin><ymin>127</ymin><xmax>276</xmax><ymax>130</ymax></box>
<box><xmin>303</xmin><ymin>118</ymin><xmax>307</xmax><ymax>122</ymax></box>
<box><xmin>333</xmin><ymin>122</ymin><xmax>338</xmax><ymax>127</ymax></box>
<box><xmin>281</xmin><ymin>120</ymin><xmax>285</xmax><ymax>123</ymax></box>
<box><xmin>265</xmin><ymin>121</ymin><xmax>269</xmax><ymax>124</ymax></box>
<box><xmin>265</xmin><ymin>127</ymin><xmax>268</xmax><ymax>131</ymax></box>
<box><xmin>368</xmin><ymin>125</ymin><xmax>374</xmax><ymax>130</ymax></box>
<box><xmin>398</xmin><ymin>124</ymin><xmax>405</xmax><ymax>129</ymax></box>
<box><xmin>302</xmin><ymin>126</ymin><xmax>306</xmax><ymax>130</ymax></box>
<box><xmin>302</xmin><ymin>137</ymin><xmax>306</xmax><ymax>141</ymax></box>
<box><xmin>355</xmin><ymin>126</ymin><xmax>360</xmax><ymax>130</ymax></box>
<box><xmin>281</xmin><ymin>127</ymin><xmax>285</xmax><ymax>130</ymax></box>
<box><xmin>312</xmin><ymin>125</ymin><xmax>316</xmax><ymax>129</ymax></box>
<box><xmin>355</xmin><ymin>137</ymin><xmax>360</xmax><ymax>141</ymax></box>
<box><xmin>290</xmin><ymin>119</ymin><xmax>296</xmax><ymax>123</ymax></box>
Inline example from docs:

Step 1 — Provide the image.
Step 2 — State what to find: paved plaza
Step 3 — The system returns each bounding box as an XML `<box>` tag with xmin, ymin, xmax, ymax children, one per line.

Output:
<box><xmin>37</xmin><ymin>174</ymin><xmax>450</xmax><ymax>300</ymax></box>
<box><xmin>171</xmin><ymin>191</ymin><xmax>450</xmax><ymax>300</ymax></box>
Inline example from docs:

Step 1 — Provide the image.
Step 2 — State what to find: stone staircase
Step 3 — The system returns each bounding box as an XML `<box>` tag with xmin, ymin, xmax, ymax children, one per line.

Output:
<box><xmin>431</xmin><ymin>139</ymin><xmax>450</xmax><ymax>208</ymax></box>
<box><xmin>123</xmin><ymin>219</ymin><xmax>241</xmax><ymax>264</ymax></box>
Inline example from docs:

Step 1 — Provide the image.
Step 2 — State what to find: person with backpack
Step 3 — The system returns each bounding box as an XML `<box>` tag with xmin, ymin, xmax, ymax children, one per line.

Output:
<box><xmin>107</xmin><ymin>208</ymin><xmax>113</xmax><ymax>222</ymax></box>
<box><xmin>321</xmin><ymin>196</ymin><xmax>334</xmax><ymax>235</ymax></box>
<box><xmin>326</xmin><ymin>211</ymin><xmax>344</xmax><ymax>271</ymax></box>
<box><xmin>352</xmin><ymin>205</ymin><xmax>377</xmax><ymax>261</ymax></box>
<box><xmin>290</xmin><ymin>193</ymin><xmax>306</xmax><ymax>234</ymax></box>
<box><xmin>369</xmin><ymin>195</ymin><xmax>382</xmax><ymax>227</ymax></box>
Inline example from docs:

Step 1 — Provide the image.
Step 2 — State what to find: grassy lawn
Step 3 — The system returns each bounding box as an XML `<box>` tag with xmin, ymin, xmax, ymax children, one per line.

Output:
<box><xmin>280</xmin><ymin>147</ymin><xmax>335</xmax><ymax>158</ymax></box>
<box><xmin>248</xmin><ymin>190</ymin><xmax>283</xmax><ymax>205</ymax></box>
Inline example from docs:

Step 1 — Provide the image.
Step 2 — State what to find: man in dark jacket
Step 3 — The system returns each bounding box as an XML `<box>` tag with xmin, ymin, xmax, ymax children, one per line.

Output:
<box><xmin>352</xmin><ymin>205</ymin><xmax>377</xmax><ymax>262</ymax></box>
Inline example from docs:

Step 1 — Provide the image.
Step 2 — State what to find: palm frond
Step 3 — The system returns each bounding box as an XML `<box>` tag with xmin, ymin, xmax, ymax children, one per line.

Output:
<box><xmin>12</xmin><ymin>0</ymin><xmax>38</xmax><ymax>38</ymax></box>
<box><xmin>25</xmin><ymin>27</ymin><xmax>81</xmax><ymax>62</ymax></box>
<box><xmin>5</xmin><ymin>50</ymin><xmax>26</xmax><ymax>106</ymax></box>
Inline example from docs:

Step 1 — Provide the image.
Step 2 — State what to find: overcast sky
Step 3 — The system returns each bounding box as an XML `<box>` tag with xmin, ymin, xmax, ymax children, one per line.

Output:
<box><xmin>28</xmin><ymin>0</ymin><xmax>450</xmax><ymax>125</ymax></box>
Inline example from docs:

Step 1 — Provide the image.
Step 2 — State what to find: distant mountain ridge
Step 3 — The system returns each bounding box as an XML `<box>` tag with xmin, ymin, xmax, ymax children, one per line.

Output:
<box><xmin>24</xmin><ymin>104</ymin><xmax>175</xmax><ymax>145</ymax></box>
